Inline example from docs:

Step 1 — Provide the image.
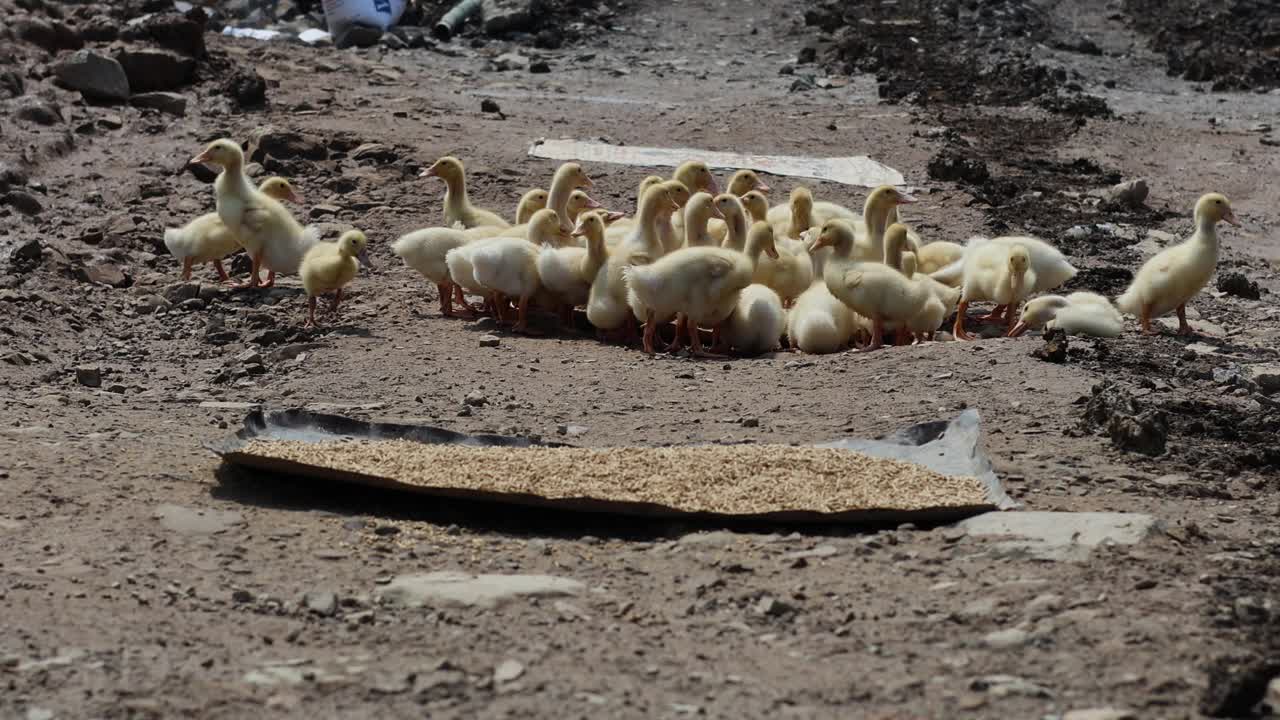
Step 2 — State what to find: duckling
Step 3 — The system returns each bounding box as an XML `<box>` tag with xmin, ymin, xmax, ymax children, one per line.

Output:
<box><xmin>810</xmin><ymin>221</ymin><xmax>931</xmax><ymax>351</ymax></box>
<box><xmin>624</xmin><ymin>220</ymin><xmax>778</xmax><ymax>356</ymax></box>
<box><xmin>603</xmin><ymin>175</ymin><xmax>665</xmax><ymax>235</ymax></box>
<box><xmin>741</xmin><ymin>190</ymin><xmax>771</xmax><ymax>224</ymax></box>
<box><xmin>752</xmin><ymin>193</ymin><xmax>814</xmax><ymax>306</ymax></box>
<box><xmin>163</xmin><ymin>176</ymin><xmax>300</xmax><ymax>283</ymax></box>
<box><xmin>421</xmin><ymin>156</ymin><xmax>509</xmax><ymax>229</ymax></box>
<box><xmin>716</xmin><ymin>193</ymin><xmax>750</xmax><ymax>252</ymax></box>
<box><xmin>953</xmin><ymin>242</ymin><xmax>1036</xmax><ymax>340</ymax></box>
<box><xmin>786</xmin><ymin>281</ymin><xmax>861</xmax><ymax>354</ymax></box>
<box><xmin>1116</xmin><ymin>192</ymin><xmax>1237</xmax><ymax>335</ymax></box>
<box><xmin>300</xmin><ymin>229</ymin><xmax>370</xmax><ymax>327</ymax></box>
<box><xmin>707</xmin><ymin>189</ymin><xmax>769</xmax><ymax>245</ymax></box>
<box><xmin>726</xmin><ymin>169</ymin><xmax>770</xmax><ymax>197</ymax></box>
<box><xmin>931</xmin><ymin>235</ymin><xmax>1076</xmax><ymax>326</ymax></box>
<box><xmin>484</xmin><ymin>189</ymin><xmax>601</xmax><ymax>242</ymax></box>
<box><xmin>514</xmin><ymin>188</ymin><xmax>549</xmax><ymax>224</ymax></box>
<box><xmin>682</xmin><ymin>192</ymin><xmax>725</xmax><ymax>248</ymax></box>
<box><xmin>470</xmin><ymin>209</ymin><xmax>568</xmax><ymax>333</ymax></box>
<box><xmin>858</xmin><ymin>186</ymin><xmax>918</xmax><ymax>262</ymax></box>
<box><xmin>656</xmin><ymin>180</ymin><xmax>693</xmax><ymax>255</ymax></box>
<box><xmin>392</xmin><ymin>226</ymin><xmax>473</xmax><ymax>318</ymax></box>
<box><xmin>670</xmin><ymin>161</ymin><xmax>721</xmax><ymax>237</ymax></box>
<box><xmin>587</xmin><ymin>183</ymin><xmax>680</xmax><ymax>337</ymax></box>
<box><xmin>774</xmin><ymin>186</ymin><xmax>816</xmax><ymax>241</ymax></box>
<box><xmin>723</xmin><ymin>283</ymin><xmax>786</xmax><ymax>356</ymax></box>
<box><xmin>916</xmin><ymin>240</ymin><xmax>964</xmax><ymax>275</ymax></box>
<box><xmin>901</xmin><ymin>253</ymin><xmax>948</xmax><ymax>343</ymax></box>
<box><xmin>1009</xmin><ymin>292</ymin><xmax>1123</xmax><ymax>338</ymax></box>
<box><xmin>537</xmin><ymin>210</ymin><xmax>611</xmax><ymax>324</ymax></box>
<box><xmin>190</xmin><ymin>139</ymin><xmax>317</xmax><ymax>288</ymax></box>
<box><xmin>544</xmin><ymin>162</ymin><xmax>594</xmax><ymax>232</ymax></box>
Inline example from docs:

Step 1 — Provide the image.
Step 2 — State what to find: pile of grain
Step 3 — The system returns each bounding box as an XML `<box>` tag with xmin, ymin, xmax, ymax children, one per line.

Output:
<box><xmin>241</xmin><ymin>439</ymin><xmax>989</xmax><ymax>515</ymax></box>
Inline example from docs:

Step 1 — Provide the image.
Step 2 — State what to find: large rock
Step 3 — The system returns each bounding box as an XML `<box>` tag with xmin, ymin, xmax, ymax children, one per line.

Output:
<box><xmin>955</xmin><ymin>511</ymin><xmax>1160</xmax><ymax>561</ymax></box>
<box><xmin>376</xmin><ymin>572</ymin><xmax>584</xmax><ymax>609</ymax></box>
<box><xmin>75</xmin><ymin>260</ymin><xmax>131</xmax><ymax>288</ymax></box>
<box><xmin>246</xmin><ymin>126</ymin><xmax>328</xmax><ymax>163</ymax></box>
<box><xmin>1248</xmin><ymin>364</ymin><xmax>1280</xmax><ymax>395</ymax></box>
<box><xmin>131</xmin><ymin>92</ymin><xmax>187</xmax><ymax>116</ymax></box>
<box><xmin>13</xmin><ymin>96</ymin><xmax>62</xmax><ymax>126</ymax></box>
<box><xmin>16</xmin><ymin>18</ymin><xmax>83</xmax><ymax>52</ymax></box>
<box><xmin>113</xmin><ymin>48</ymin><xmax>195</xmax><ymax>93</ymax></box>
<box><xmin>55</xmin><ymin>50</ymin><xmax>130</xmax><ymax>102</ymax></box>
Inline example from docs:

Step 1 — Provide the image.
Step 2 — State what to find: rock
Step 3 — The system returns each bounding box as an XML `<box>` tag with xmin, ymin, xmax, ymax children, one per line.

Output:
<box><xmin>2</xmin><ymin>191</ymin><xmax>43</xmax><ymax>216</ymax></box>
<box><xmin>153</xmin><ymin>503</ymin><xmax>243</xmax><ymax>535</ymax></box>
<box><xmin>493</xmin><ymin>52</ymin><xmax>530</xmax><ymax>71</ymax></box>
<box><xmin>1268</xmin><ymin>677</ymin><xmax>1280</xmax><ymax>715</ymax></box>
<box><xmin>14</xmin><ymin>96</ymin><xmax>61</xmax><ymax>126</ymax></box>
<box><xmin>224</xmin><ymin>68</ymin><xmax>267</xmax><ymax>108</ymax></box>
<box><xmin>1025</xmin><ymin>593</ymin><xmax>1063</xmax><ymax>618</ymax></box>
<box><xmin>376</xmin><ymin>572</ymin><xmax>584</xmax><ymax>609</ymax></box>
<box><xmin>55</xmin><ymin>50</ymin><xmax>131</xmax><ymax>102</ymax></box>
<box><xmin>1216</xmin><ymin>272</ymin><xmax>1261</xmax><ymax>300</ymax></box>
<box><xmin>983</xmin><ymin>628</ymin><xmax>1029</xmax><ymax>649</ymax></box>
<box><xmin>1062</xmin><ymin>708</ymin><xmax>1137</xmax><ymax>720</ymax></box>
<box><xmin>1032</xmin><ymin>328</ymin><xmax>1069</xmax><ymax>363</ymax></box>
<box><xmin>1081</xmin><ymin>382</ymin><xmax>1168</xmax><ymax>456</ymax></box>
<box><xmin>494</xmin><ymin>659</ymin><xmax>525</xmax><ymax>684</ymax></box>
<box><xmin>76</xmin><ymin>261</ymin><xmax>130</xmax><ymax>288</ymax></box>
<box><xmin>970</xmin><ymin>675</ymin><xmax>1052</xmax><ymax>699</ymax></box>
<box><xmin>1262</xmin><ymin>135</ymin><xmax>1280</xmax><ymax>148</ymax></box>
<box><xmin>380</xmin><ymin>32</ymin><xmax>407</xmax><ymax>50</ymax></box>
<box><xmin>755</xmin><ymin>596</ymin><xmax>793</xmax><ymax>617</ymax></box>
<box><xmin>247</xmin><ymin>127</ymin><xmax>327</xmax><ymax>162</ymax></box>
<box><xmin>114</xmin><ymin>48</ymin><xmax>195</xmax><ymax>93</ymax></box>
<box><xmin>351</xmin><ymin>143</ymin><xmax>398</xmax><ymax>163</ymax></box>
<box><xmin>784</xmin><ymin>545</ymin><xmax>839</xmax><ymax>561</ymax></box>
<box><xmin>135</xmin><ymin>294</ymin><xmax>171</xmax><ymax>315</ymax></box>
<box><xmin>25</xmin><ymin>708</ymin><xmax>55</xmax><ymax>720</ymax></box>
<box><xmin>464</xmin><ymin>391</ymin><xmax>488</xmax><ymax>406</ymax></box>
<box><xmin>1249</xmin><ymin>123</ymin><xmax>1272</xmax><ymax>133</ymax></box>
<box><xmin>956</xmin><ymin>511</ymin><xmax>1159</xmax><ymax>561</ymax></box>
<box><xmin>2</xmin><ymin>237</ymin><xmax>43</xmax><ymax>269</ymax></box>
<box><xmin>303</xmin><ymin>591</ymin><xmax>338</xmax><ymax>616</ymax></box>
<box><xmin>927</xmin><ymin>151</ymin><xmax>989</xmax><ymax>184</ymax></box>
<box><xmin>481</xmin><ymin>99</ymin><xmax>502</xmax><ymax>113</ymax></box>
<box><xmin>740</xmin><ymin>416</ymin><xmax>760</xmax><ymax>428</ymax></box>
<box><xmin>529</xmin><ymin>61</ymin><xmax>551</xmax><ymax>74</ymax></box>
<box><xmin>124</xmin><ymin>12</ymin><xmax>205</xmax><ymax>57</ymax></box>
<box><xmin>199</xmin><ymin>401</ymin><xmax>260</xmax><ymax>411</ymax></box>
<box><xmin>1247</xmin><ymin>364</ymin><xmax>1280</xmax><ymax>395</ymax></box>
<box><xmin>483</xmin><ymin>0</ymin><xmax>536</xmax><ymax>35</ymax></box>
<box><xmin>17</xmin><ymin>18</ymin><xmax>83</xmax><ymax>52</ymax></box>
<box><xmin>556</xmin><ymin>424</ymin><xmax>588</xmax><ymax>437</ymax></box>
<box><xmin>267</xmin><ymin>343</ymin><xmax>326</xmax><ymax>363</ymax></box>
<box><xmin>1200</xmin><ymin>654</ymin><xmax>1280</xmax><ymax>718</ymax></box>
<box><xmin>1233</xmin><ymin>596</ymin><xmax>1273</xmax><ymax>625</ymax></box>
<box><xmin>75</xmin><ymin>366</ymin><xmax>102</xmax><ymax>388</ymax></box>
<box><xmin>1101</xmin><ymin>179</ymin><xmax>1149</xmax><ymax>209</ymax></box>
<box><xmin>335</xmin><ymin>24</ymin><xmax>382</xmax><ymax>49</ymax></box>
<box><xmin>163</xmin><ymin>282</ymin><xmax>200</xmax><ymax>303</ymax></box>
<box><xmin>478</xmin><ymin>334</ymin><xmax>501</xmax><ymax>347</ymax></box>
<box><xmin>131</xmin><ymin>91</ymin><xmax>188</xmax><ymax>116</ymax></box>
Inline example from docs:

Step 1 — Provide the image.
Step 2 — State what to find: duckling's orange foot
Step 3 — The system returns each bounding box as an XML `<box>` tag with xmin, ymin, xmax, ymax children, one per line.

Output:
<box><xmin>1177</xmin><ymin>324</ymin><xmax>1196</xmax><ymax>336</ymax></box>
<box><xmin>975</xmin><ymin>305</ymin><xmax>1008</xmax><ymax>324</ymax></box>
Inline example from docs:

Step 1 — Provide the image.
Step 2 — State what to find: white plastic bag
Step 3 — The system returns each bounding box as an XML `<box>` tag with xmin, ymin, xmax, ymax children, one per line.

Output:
<box><xmin>321</xmin><ymin>0</ymin><xmax>408</xmax><ymax>34</ymax></box>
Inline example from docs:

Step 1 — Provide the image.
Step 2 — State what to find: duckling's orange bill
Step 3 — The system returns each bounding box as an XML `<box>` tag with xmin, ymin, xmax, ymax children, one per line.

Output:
<box><xmin>190</xmin><ymin>150</ymin><xmax>213</xmax><ymax>165</ymax></box>
<box><xmin>1007</xmin><ymin>321</ymin><xmax>1030</xmax><ymax>337</ymax></box>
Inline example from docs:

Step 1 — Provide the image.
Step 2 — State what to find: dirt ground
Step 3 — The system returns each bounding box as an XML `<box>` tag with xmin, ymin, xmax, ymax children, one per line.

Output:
<box><xmin>3</xmin><ymin>0</ymin><xmax>1280</xmax><ymax>717</ymax></box>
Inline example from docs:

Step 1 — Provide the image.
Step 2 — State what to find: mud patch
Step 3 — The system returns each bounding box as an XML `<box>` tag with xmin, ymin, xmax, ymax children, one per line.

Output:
<box><xmin>1124</xmin><ymin>0</ymin><xmax>1280</xmax><ymax>91</ymax></box>
<box><xmin>1080</xmin><ymin>381</ymin><xmax>1168</xmax><ymax>456</ymax></box>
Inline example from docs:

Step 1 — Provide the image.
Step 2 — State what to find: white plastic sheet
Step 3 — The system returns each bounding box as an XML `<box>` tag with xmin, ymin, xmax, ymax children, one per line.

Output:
<box><xmin>321</xmin><ymin>0</ymin><xmax>407</xmax><ymax>33</ymax></box>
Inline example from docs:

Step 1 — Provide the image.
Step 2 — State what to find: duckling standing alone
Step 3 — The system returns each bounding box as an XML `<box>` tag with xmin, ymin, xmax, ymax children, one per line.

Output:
<box><xmin>1009</xmin><ymin>292</ymin><xmax>1123</xmax><ymax>338</ymax></box>
<box><xmin>300</xmin><ymin>230</ymin><xmax>371</xmax><ymax>327</ymax></box>
<box><xmin>1116</xmin><ymin>192</ymin><xmax>1238</xmax><ymax>336</ymax></box>
<box><xmin>163</xmin><ymin>176</ymin><xmax>301</xmax><ymax>283</ymax></box>
<box><xmin>422</xmin><ymin>156</ymin><xmax>509</xmax><ymax>229</ymax></box>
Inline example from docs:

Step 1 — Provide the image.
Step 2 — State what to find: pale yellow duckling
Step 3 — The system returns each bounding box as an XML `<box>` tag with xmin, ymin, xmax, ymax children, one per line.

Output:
<box><xmin>537</xmin><ymin>210</ymin><xmax>611</xmax><ymax>325</ymax></box>
<box><xmin>657</xmin><ymin>180</ymin><xmax>693</xmax><ymax>255</ymax></box>
<box><xmin>752</xmin><ymin>191</ymin><xmax>814</xmax><ymax>306</ymax></box>
<box><xmin>916</xmin><ymin>240</ymin><xmax>964</xmax><ymax>275</ymax></box>
<box><xmin>190</xmin><ymin>139</ymin><xmax>317</xmax><ymax>288</ymax></box>
<box><xmin>392</xmin><ymin>225</ymin><xmax>473</xmax><ymax>318</ymax></box>
<box><xmin>470</xmin><ymin>209</ymin><xmax>568</xmax><ymax>333</ymax></box>
<box><xmin>588</xmin><ymin>183</ymin><xmax>680</xmax><ymax>338</ymax></box>
<box><xmin>164</xmin><ymin>176</ymin><xmax>301</xmax><ymax>283</ymax></box>
<box><xmin>603</xmin><ymin>175</ymin><xmax>665</xmax><ymax>235</ymax></box>
<box><xmin>1116</xmin><ymin>192</ymin><xmax>1238</xmax><ymax>335</ymax></box>
<box><xmin>723</xmin><ymin>281</ymin><xmax>786</xmax><ymax>356</ymax></box>
<box><xmin>741</xmin><ymin>190</ymin><xmax>771</xmax><ymax>225</ymax></box>
<box><xmin>786</xmin><ymin>280</ymin><xmax>862</xmax><ymax>354</ymax></box>
<box><xmin>932</xmin><ymin>235</ymin><xmax>1077</xmax><ymax>326</ymax></box>
<box><xmin>810</xmin><ymin>220</ymin><xmax>932</xmax><ymax>351</ymax></box>
<box><xmin>514</xmin><ymin>188</ymin><xmax>549</xmax><ymax>224</ymax></box>
<box><xmin>682</xmin><ymin>191</ymin><xmax>726</xmax><ymax>248</ymax></box>
<box><xmin>300</xmin><ymin>229</ymin><xmax>370</xmax><ymax>327</ymax></box>
<box><xmin>706</xmin><ymin>189</ymin><xmax>768</xmax><ymax>246</ymax></box>
<box><xmin>1009</xmin><ymin>292</ymin><xmax>1123</xmax><ymax>338</ymax></box>
<box><xmin>954</xmin><ymin>242</ymin><xmax>1036</xmax><ymax>340</ymax></box>
<box><xmin>773</xmin><ymin>186</ymin><xmax>816</xmax><ymax>241</ymax></box>
<box><xmin>670</xmin><ymin>161</ymin><xmax>721</xmax><ymax>237</ymax></box>
<box><xmin>901</xmin><ymin>253</ymin><xmax>948</xmax><ymax>343</ymax></box>
<box><xmin>422</xmin><ymin>156</ymin><xmax>509</xmax><ymax>229</ymax></box>
<box><xmin>726</xmin><ymin>169</ymin><xmax>770</xmax><ymax>197</ymax></box>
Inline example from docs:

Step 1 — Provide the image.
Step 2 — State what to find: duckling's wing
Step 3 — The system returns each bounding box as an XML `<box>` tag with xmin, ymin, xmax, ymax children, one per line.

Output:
<box><xmin>840</xmin><ymin>269</ymin><xmax>865</xmax><ymax>289</ymax></box>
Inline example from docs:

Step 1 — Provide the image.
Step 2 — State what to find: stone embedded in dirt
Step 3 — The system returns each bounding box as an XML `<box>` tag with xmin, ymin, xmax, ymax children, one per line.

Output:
<box><xmin>55</xmin><ymin>50</ymin><xmax>131</xmax><ymax>103</ymax></box>
<box><xmin>380</xmin><ymin>33</ymin><xmax>407</xmax><ymax>50</ymax></box>
<box><xmin>464</xmin><ymin>391</ymin><xmax>488</xmax><ymax>406</ymax></box>
<box><xmin>1025</xmin><ymin>593</ymin><xmax>1063</xmax><ymax>619</ymax></box>
<box><xmin>1199</xmin><ymin>654</ymin><xmax>1280</xmax><ymax>718</ymax></box>
<box><xmin>14</xmin><ymin>97</ymin><xmax>62</xmax><ymax>126</ymax></box>
<box><xmin>224</xmin><ymin>68</ymin><xmax>268</xmax><ymax>109</ymax></box>
<box><xmin>122</xmin><ymin>12</ymin><xmax>207</xmax><ymax>57</ymax></box>
<box><xmin>478</xmin><ymin>334</ymin><xmax>501</xmax><ymax>347</ymax></box>
<box><xmin>983</xmin><ymin>627</ymin><xmax>1029</xmax><ymax>649</ymax></box>
<box><xmin>480</xmin><ymin>99</ymin><xmax>502</xmax><ymax>114</ymax></box>
<box><xmin>351</xmin><ymin>143</ymin><xmax>398</xmax><ymax>163</ymax></box>
<box><xmin>529</xmin><ymin>61</ymin><xmax>552</xmax><ymax>74</ymax></box>
<box><xmin>247</xmin><ymin>127</ymin><xmax>328</xmax><ymax>163</ymax></box>
<box><xmin>493</xmin><ymin>52</ymin><xmax>530</xmax><ymax>71</ymax></box>
<box><xmin>376</xmin><ymin>572</ymin><xmax>584</xmax><ymax>609</ymax></box>
<box><xmin>153</xmin><ymin>503</ymin><xmax>243</xmax><ymax>535</ymax></box>
<box><xmin>303</xmin><ymin>591</ymin><xmax>338</xmax><ymax>616</ymax></box>
<box><xmin>2</xmin><ymin>191</ymin><xmax>43</xmax><ymax>216</ymax></box>
<box><xmin>199</xmin><ymin>401</ymin><xmax>260</xmax><ymax>411</ymax></box>
<box><xmin>75</xmin><ymin>366</ymin><xmax>103</xmax><ymax>388</ymax></box>
<box><xmin>114</xmin><ymin>48</ymin><xmax>196</xmax><ymax>93</ymax></box>
<box><xmin>556</xmin><ymin>424</ymin><xmax>588</xmax><ymax>437</ymax></box>
<box><xmin>16</xmin><ymin>18</ymin><xmax>83</xmax><ymax>53</ymax></box>
<box><xmin>135</xmin><ymin>294</ymin><xmax>171</xmax><ymax>315</ymax></box>
<box><xmin>1032</xmin><ymin>328</ymin><xmax>1069</xmax><ymax>363</ymax></box>
<box><xmin>926</xmin><ymin>151</ymin><xmax>990</xmax><ymax>185</ymax></box>
<box><xmin>1246</xmin><ymin>364</ymin><xmax>1280</xmax><ymax>395</ymax></box>
<box><xmin>1081</xmin><ymin>382</ymin><xmax>1168</xmax><ymax>456</ymax></box>
<box><xmin>784</xmin><ymin>544</ymin><xmax>839</xmax><ymax>562</ymax></box>
<box><xmin>163</xmin><ymin>282</ymin><xmax>200</xmax><ymax>303</ymax></box>
<box><xmin>1062</xmin><ymin>709</ymin><xmax>1138</xmax><ymax>720</ymax></box>
<box><xmin>1233</xmin><ymin>596</ymin><xmax>1272</xmax><ymax>625</ymax></box>
<box><xmin>131</xmin><ymin>92</ymin><xmax>188</xmax><ymax>117</ymax></box>
<box><xmin>1100</xmin><ymin>179</ymin><xmax>1149</xmax><ymax>209</ymax></box>
<box><xmin>75</xmin><ymin>261</ymin><xmax>131</xmax><ymax>288</ymax></box>
<box><xmin>755</xmin><ymin>596</ymin><xmax>794</xmax><ymax>617</ymax></box>
<box><xmin>970</xmin><ymin>675</ymin><xmax>1053</xmax><ymax>699</ymax></box>
<box><xmin>493</xmin><ymin>659</ymin><xmax>525</xmax><ymax>684</ymax></box>
<box><xmin>267</xmin><ymin>342</ymin><xmax>327</xmax><ymax>363</ymax></box>
<box><xmin>1216</xmin><ymin>272</ymin><xmax>1261</xmax><ymax>300</ymax></box>
<box><xmin>957</xmin><ymin>511</ymin><xmax>1159</xmax><ymax>561</ymax></box>
<box><xmin>483</xmin><ymin>0</ymin><xmax>537</xmax><ymax>35</ymax></box>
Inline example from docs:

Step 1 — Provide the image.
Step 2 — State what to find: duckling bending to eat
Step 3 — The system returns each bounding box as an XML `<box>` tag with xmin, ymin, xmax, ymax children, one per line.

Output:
<box><xmin>514</xmin><ymin>188</ymin><xmax>549</xmax><ymax>224</ymax></box>
<box><xmin>588</xmin><ymin>183</ymin><xmax>681</xmax><ymax>341</ymax></box>
<box><xmin>471</xmin><ymin>209</ymin><xmax>568</xmax><ymax>334</ymax></box>
<box><xmin>164</xmin><ymin>176</ymin><xmax>301</xmax><ymax>283</ymax></box>
<box><xmin>1009</xmin><ymin>292</ymin><xmax>1123</xmax><ymax>338</ymax></box>
<box><xmin>723</xmin><ymin>282</ymin><xmax>786</xmax><ymax>356</ymax></box>
<box><xmin>392</xmin><ymin>226</ymin><xmax>473</xmax><ymax>318</ymax></box>
<box><xmin>810</xmin><ymin>221</ymin><xmax>931</xmax><ymax>351</ymax></box>
<box><xmin>190</xmin><ymin>139</ymin><xmax>318</xmax><ymax>289</ymax></box>
<box><xmin>422</xmin><ymin>156</ymin><xmax>509</xmax><ymax>229</ymax></box>
<box><xmin>300</xmin><ymin>229</ymin><xmax>371</xmax><ymax>327</ymax></box>
<box><xmin>1116</xmin><ymin>192</ymin><xmax>1238</xmax><ymax>336</ymax></box>
<box><xmin>901</xmin><ymin>254</ymin><xmax>948</xmax><ymax>343</ymax></box>
<box><xmin>624</xmin><ymin>220</ymin><xmax>777</xmax><ymax>357</ymax></box>
<box><xmin>537</xmin><ymin>210</ymin><xmax>610</xmax><ymax>328</ymax></box>
<box><xmin>954</xmin><ymin>242</ymin><xmax>1036</xmax><ymax>340</ymax></box>
<box><xmin>786</xmin><ymin>280</ymin><xmax>862</xmax><ymax>354</ymax></box>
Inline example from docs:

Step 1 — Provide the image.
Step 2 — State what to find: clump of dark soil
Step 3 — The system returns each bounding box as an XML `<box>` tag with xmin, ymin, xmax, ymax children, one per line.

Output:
<box><xmin>1124</xmin><ymin>0</ymin><xmax>1280</xmax><ymax>91</ymax></box>
<box><xmin>1217</xmin><ymin>272</ymin><xmax>1262</xmax><ymax>300</ymax></box>
<box><xmin>1080</xmin><ymin>381</ymin><xmax>1169</xmax><ymax>456</ymax></box>
<box><xmin>1032</xmin><ymin>328</ymin><xmax>1069</xmax><ymax>363</ymax></box>
<box><xmin>806</xmin><ymin>0</ymin><xmax>1111</xmax><ymax>118</ymax></box>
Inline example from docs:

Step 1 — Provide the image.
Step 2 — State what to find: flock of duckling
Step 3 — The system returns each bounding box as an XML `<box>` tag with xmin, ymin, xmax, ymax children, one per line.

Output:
<box><xmin>166</xmin><ymin>138</ymin><xmax>1241</xmax><ymax>355</ymax></box>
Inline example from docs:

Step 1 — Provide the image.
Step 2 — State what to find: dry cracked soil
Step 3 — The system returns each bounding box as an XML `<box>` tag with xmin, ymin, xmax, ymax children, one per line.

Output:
<box><xmin>2</xmin><ymin>0</ymin><xmax>1280</xmax><ymax>718</ymax></box>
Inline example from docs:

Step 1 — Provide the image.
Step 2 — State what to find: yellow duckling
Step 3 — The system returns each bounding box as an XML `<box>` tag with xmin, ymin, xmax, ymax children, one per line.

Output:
<box><xmin>514</xmin><ymin>188</ymin><xmax>549</xmax><ymax>224</ymax></box>
<box><xmin>471</xmin><ymin>209</ymin><xmax>567</xmax><ymax>333</ymax></box>
<box><xmin>954</xmin><ymin>242</ymin><xmax>1036</xmax><ymax>340</ymax></box>
<box><xmin>163</xmin><ymin>176</ymin><xmax>301</xmax><ymax>283</ymax></box>
<box><xmin>588</xmin><ymin>183</ymin><xmax>680</xmax><ymax>338</ymax></box>
<box><xmin>392</xmin><ymin>225</ymin><xmax>472</xmax><ymax>318</ymax></box>
<box><xmin>300</xmin><ymin>229</ymin><xmax>370</xmax><ymax>327</ymax></box>
<box><xmin>1116</xmin><ymin>192</ymin><xmax>1238</xmax><ymax>335</ymax></box>
<box><xmin>421</xmin><ymin>156</ymin><xmax>509</xmax><ymax>229</ymax></box>
<box><xmin>786</xmin><ymin>280</ymin><xmax>863</xmax><ymax>354</ymax></box>
<box><xmin>726</xmin><ymin>169</ymin><xmax>770</xmax><ymax>196</ymax></box>
<box><xmin>682</xmin><ymin>191</ymin><xmax>726</xmax><ymax>248</ymax></box>
<box><xmin>190</xmin><ymin>139</ymin><xmax>317</xmax><ymax>288</ymax></box>
<box><xmin>1009</xmin><ymin>292</ymin><xmax>1123</xmax><ymax>338</ymax></box>
<box><xmin>537</xmin><ymin>210</ymin><xmax>611</xmax><ymax>326</ymax></box>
